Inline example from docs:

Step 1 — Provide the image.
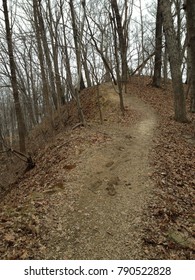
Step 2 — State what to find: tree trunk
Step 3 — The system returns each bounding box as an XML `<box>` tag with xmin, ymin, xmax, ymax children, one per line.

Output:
<box><xmin>82</xmin><ymin>47</ymin><xmax>92</xmax><ymax>88</ymax></box>
<box><xmin>69</xmin><ymin>0</ymin><xmax>86</xmax><ymax>125</ymax></box>
<box><xmin>29</xmin><ymin>46</ymin><xmax>39</xmax><ymax>123</ymax></box>
<box><xmin>153</xmin><ymin>0</ymin><xmax>163</xmax><ymax>87</ymax></box>
<box><xmin>110</xmin><ymin>9</ymin><xmax>125</xmax><ymax>114</ymax></box>
<box><xmin>69</xmin><ymin>0</ymin><xmax>86</xmax><ymax>91</ymax></box>
<box><xmin>60</xmin><ymin>0</ymin><xmax>74</xmax><ymax>100</ymax></box>
<box><xmin>160</xmin><ymin>0</ymin><xmax>187</xmax><ymax>122</ymax></box>
<box><xmin>37</xmin><ymin>1</ymin><xmax>57</xmax><ymax>110</ymax></box>
<box><xmin>186</xmin><ymin>0</ymin><xmax>195</xmax><ymax>112</ymax></box>
<box><xmin>47</xmin><ymin>0</ymin><xmax>64</xmax><ymax>108</ymax></box>
<box><xmin>163</xmin><ymin>43</ymin><xmax>168</xmax><ymax>87</ymax></box>
<box><xmin>3</xmin><ymin>0</ymin><xmax>26</xmax><ymax>152</ymax></box>
<box><xmin>33</xmin><ymin>0</ymin><xmax>51</xmax><ymax>118</ymax></box>
<box><xmin>110</xmin><ymin>0</ymin><xmax>128</xmax><ymax>86</ymax></box>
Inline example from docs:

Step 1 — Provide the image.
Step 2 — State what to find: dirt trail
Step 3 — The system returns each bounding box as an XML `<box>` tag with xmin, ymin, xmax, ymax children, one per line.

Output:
<box><xmin>45</xmin><ymin>83</ymin><xmax>158</xmax><ymax>259</ymax></box>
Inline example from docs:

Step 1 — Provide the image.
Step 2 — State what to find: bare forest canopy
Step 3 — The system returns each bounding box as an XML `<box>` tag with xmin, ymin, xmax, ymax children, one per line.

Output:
<box><xmin>0</xmin><ymin>0</ymin><xmax>195</xmax><ymax>153</ymax></box>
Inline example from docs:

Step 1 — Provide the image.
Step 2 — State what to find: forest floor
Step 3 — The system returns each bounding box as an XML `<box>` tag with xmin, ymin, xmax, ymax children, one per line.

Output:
<box><xmin>0</xmin><ymin>77</ymin><xmax>194</xmax><ymax>259</ymax></box>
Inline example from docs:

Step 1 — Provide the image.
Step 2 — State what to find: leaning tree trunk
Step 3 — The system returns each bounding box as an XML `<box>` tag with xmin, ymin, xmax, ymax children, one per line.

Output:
<box><xmin>160</xmin><ymin>0</ymin><xmax>187</xmax><ymax>122</ymax></box>
<box><xmin>3</xmin><ymin>0</ymin><xmax>26</xmax><ymax>152</ymax></box>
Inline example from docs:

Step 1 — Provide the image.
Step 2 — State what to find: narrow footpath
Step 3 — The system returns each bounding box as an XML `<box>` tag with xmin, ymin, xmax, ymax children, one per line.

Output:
<box><xmin>44</xmin><ymin>83</ymin><xmax>158</xmax><ymax>259</ymax></box>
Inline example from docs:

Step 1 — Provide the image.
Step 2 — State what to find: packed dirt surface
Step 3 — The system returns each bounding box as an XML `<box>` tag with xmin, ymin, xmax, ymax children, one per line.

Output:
<box><xmin>43</xmin><ymin>83</ymin><xmax>158</xmax><ymax>259</ymax></box>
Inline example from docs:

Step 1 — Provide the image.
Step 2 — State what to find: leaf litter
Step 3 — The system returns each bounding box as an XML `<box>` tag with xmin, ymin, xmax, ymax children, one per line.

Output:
<box><xmin>0</xmin><ymin>77</ymin><xmax>194</xmax><ymax>259</ymax></box>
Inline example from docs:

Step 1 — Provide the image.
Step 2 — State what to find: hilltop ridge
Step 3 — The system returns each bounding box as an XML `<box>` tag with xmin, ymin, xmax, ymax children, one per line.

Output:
<box><xmin>0</xmin><ymin>77</ymin><xmax>194</xmax><ymax>260</ymax></box>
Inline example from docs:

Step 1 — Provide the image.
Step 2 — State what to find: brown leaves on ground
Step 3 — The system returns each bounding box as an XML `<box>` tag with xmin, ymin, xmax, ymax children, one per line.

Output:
<box><xmin>131</xmin><ymin>76</ymin><xmax>195</xmax><ymax>259</ymax></box>
<box><xmin>0</xmin><ymin>76</ymin><xmax>194</xmax><ymax>259</ymax></box>
<box><xmin>0</xmin><ymin>85</ymin><xmax>140</xmax><ymax>259</ymax></box>
<box><xmin>0</xmin><ymin>131</ymin><xmax>108</xmax><ymax>259</ymax></box>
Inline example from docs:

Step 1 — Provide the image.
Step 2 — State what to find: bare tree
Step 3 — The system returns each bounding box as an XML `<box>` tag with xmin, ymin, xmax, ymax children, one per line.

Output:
<box><xmin>69</xmin><ymin>0</ymin><xmax>86</xmax><ymax>125</ymax></box>
<box><xmin>83</xmin><ymin>3</ymin><xmax>117</xmax><ymax>85</ymax></box>
<box><xmin>152</xmin><ymin>0</ymin><xmax>163</xmax><ymax>87</ymax></box>
<box><xmin>33</xmin><ymin>0</ymin><xmax>51</xmax><ymax>118</ymax></box>
<box><xmin>110</xmin><ymin>0</ymin><xmax>128</xmax><ymax>87</ymax></box>
<box><xmin>2</xmin><ymin>0</ymin><xmax>26</xmax><ymax>152</ymax></box>
<box><xmin>160</xmin><ymin>0</ymin><xmax>187</xmax><ymax>122</ymax></box>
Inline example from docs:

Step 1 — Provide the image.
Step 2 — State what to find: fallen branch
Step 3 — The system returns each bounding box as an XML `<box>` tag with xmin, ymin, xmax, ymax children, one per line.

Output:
<box><xmin>131</xmin><ymin>51</ymin><xmax>155</xmax><ymax>76</ymax></box>
<box><xmin>72</xmin><ymin>122</ymin><xmax>84</xmax><ymax>130</ymax></box>
<box><xmin>0</xmin><ymin>141</ymin><xmax>35</xmax><ymax>171</ymax></box>
<box><xmin>10</xmin><ymin>149</ymin><xmax>35</xmax><ymax>171</ymax></box>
